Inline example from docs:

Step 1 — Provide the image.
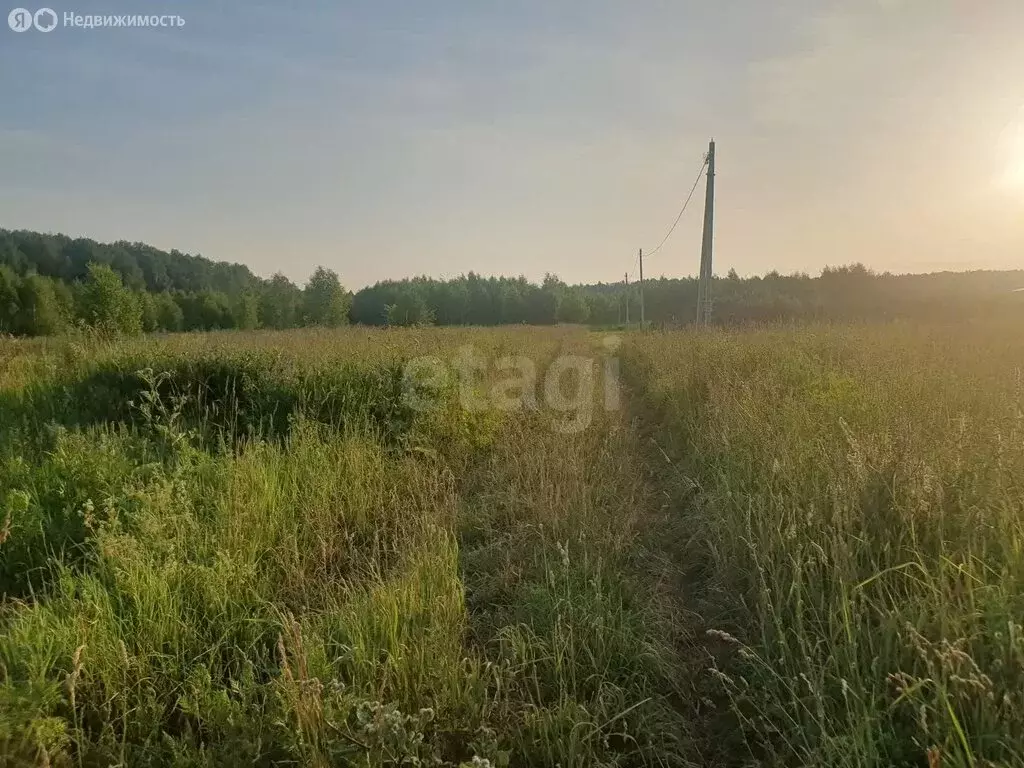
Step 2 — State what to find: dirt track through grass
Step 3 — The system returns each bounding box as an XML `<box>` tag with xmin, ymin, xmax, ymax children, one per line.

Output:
<box><xmin>4</xmin><ymin>322</ymin><xmax>1021</xmax><ymax>767</ymax></box>
<box><xmin>0</xmin><ymin>328</ymin><xmax>703</xmax><ymax>767</ymax></box>
<box><xmin>622</xmin><ymin>322</ymin><xmax>1024</xmax><ymax>768</ymax></box>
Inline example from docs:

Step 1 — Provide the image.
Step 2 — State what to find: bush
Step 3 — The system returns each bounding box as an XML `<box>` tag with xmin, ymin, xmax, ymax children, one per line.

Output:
<box><xmin>79</xmin><ymin>263</ymin><xmax>142</xmax><ymax>335</ymax></box>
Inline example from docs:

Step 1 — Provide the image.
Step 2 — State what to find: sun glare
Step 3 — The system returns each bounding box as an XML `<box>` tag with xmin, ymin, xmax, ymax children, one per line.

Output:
<box><xmin>999</xmin><ymin>119</ymin><xmax>1024</xmax><ymax>190</ymax></box>
<box><xmin>1004</xmin><ymin>155</ymin><xmax>1024</xmax><ymax>190</ymax></box>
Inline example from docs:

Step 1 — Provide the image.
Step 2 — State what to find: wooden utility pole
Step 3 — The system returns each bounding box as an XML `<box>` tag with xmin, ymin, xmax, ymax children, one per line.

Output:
<box><xmin>696</xmin><ymin>139</ymin><xmax>716</xmax><ymax>326</ymax></box>
<box><xmin>624</xmin><ymin>272</ymin><xmax>630</xmax><ymax>325</ymax></box>
<box><xmin>638</xmin><ymin>249</ymin><xmax>645</xmax><ymax>329</ymax></box>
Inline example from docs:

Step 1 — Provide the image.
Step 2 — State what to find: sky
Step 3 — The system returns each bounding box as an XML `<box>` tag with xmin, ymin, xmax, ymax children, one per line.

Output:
<box><xmin>1</xmin><ymin>0</ymin><xmax>1022</xmax><ymax>288</ymax></box>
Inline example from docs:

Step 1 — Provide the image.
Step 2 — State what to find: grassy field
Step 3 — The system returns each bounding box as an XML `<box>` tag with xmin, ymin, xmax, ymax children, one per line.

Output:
<box><xmin>0</xmin><ymin>327</ymin><xmax>693</xmax><ymax>767</ymax></box>
<box><xmin>624</xmin><ymin>320</ymin><xmax>1024</xmax><ymax>767</ymax></box>
<box><xmin>1</xmin><ymin>321</ymin><xmax>1022</xmax><ymax>767</ymax></box>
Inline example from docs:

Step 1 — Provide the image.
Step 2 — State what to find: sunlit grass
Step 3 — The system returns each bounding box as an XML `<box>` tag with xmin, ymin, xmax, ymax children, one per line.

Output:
<box><xmin>5</xmin><ymin>319</ymin><xmax>1020</xmax><ymax>766</ymax></box>
<box><xmin>0</xmin><ymin>326</ymin><xmax>693</xmax><ymax>767</ymax></box>
<box><xmin>624</xmin><ymin>321</ymin><xmax>1024</xmax><ymax>767</ymax></box>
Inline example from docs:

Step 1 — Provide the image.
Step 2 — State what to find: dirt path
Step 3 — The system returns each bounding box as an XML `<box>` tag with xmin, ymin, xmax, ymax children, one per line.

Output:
<box><xmin>449</xmin><ymin>332</ymin><xmax>720</xmax><ymax>766</ymax></box>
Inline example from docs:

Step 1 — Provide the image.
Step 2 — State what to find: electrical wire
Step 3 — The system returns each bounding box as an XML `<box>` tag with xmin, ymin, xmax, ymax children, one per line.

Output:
<box><xmin>643</xmin><ymin>157</ymin><xmax>708</xmax><ymax>259</ymax></box>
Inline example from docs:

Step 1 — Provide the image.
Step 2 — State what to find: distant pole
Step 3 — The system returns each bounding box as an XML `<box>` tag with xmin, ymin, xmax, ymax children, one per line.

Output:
<box><xmin>638</xmin><ymin>249</ymin><xmax>645</xmax><ymax>329</ymax></box>
<box><xmin>624</xmin><ymin>272</ymin><xmax>630</xmax><ymax>326</ymax></box>
<box><xmin>697</xmin><ymin>139</ymin><xmax>716</xmax><ymax>326</ymax></box>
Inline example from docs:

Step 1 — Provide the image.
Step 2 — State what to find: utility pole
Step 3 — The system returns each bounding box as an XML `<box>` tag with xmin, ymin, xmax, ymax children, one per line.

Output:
<box><xmin>638</xmin><ymin>248</ymin><xmax>645</xmax><ymax>329</ymax></box>
<box><xmin>624</xmin><ymin>272</ymin><xmax>630</xmax><ymax>326</ymax></box>
<box><xmin>697</xmin><ymin>139</ymin><xmax>716</xmax><ymax>326</ymax></box>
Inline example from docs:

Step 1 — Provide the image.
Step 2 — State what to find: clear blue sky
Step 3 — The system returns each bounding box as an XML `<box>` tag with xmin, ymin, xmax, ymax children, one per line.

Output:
<box><xmin>2</xmin><ymin>1</ymin><xmax>1022</xmax><ymax>287</ymax></box>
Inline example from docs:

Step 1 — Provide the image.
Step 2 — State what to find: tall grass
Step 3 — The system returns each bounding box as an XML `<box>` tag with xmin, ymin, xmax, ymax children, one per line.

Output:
<box><xmin>9</xmin><ymin>320</ymin><xmax>1016</xmax><ymax>766</ymax></box>
<box><xmin>1</xmin><ymin>327</ymin><xmax>695</xmax><ymax>767</ymax></box>
<box><xmin>624</xmin><ymin>322</ymin><xmax>1024</xmax><ymax>767</ymax></box>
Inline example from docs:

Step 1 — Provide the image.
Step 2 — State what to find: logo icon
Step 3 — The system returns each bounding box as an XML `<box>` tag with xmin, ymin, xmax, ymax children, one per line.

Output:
<box><xmin>8</xmin><ymin>7</ymin><xmax>32</xmax><ymax>30</ymax></box>
<box><xmin>33</xmin><ymin>6</ymin><xmax>55</xmax><ymax>30</ymax></box>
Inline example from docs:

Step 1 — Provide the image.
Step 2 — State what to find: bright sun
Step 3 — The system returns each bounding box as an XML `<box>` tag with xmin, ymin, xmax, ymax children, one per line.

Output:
<box><xmin>999</xmin><ymin>122</ymin><xmax>1024</xmax><ymax>190</ymax></box>
<box><xmin>1004</xmin><ymin>155</ymin><xmax>1024</xmax><ymax>189</ymax></box>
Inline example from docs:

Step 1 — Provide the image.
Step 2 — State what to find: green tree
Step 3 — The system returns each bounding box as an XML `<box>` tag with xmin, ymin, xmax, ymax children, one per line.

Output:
<box><xmin>178</xmin><ymin>290</ymin><xmax>234</xmax><ymax>331</ymax></box>
<box><xmin>200</xmin><ymin>290</ymin><xmax>235</xmax><ymax>329</ymax></box>
<box><xmin>260</xmin><ymin>273</ymin><xmax>301</xmax><ymax>329</ymax></box>
<box><xmin>16</xmin><ymin>275</ymin><xmax>66</xmax><ymax>335</ymax></box>
<box><xmin>81</xmin><ymin>262</ymin><xmax>142</xmax><ymax>335</ymax></box>
<box><xmin>136</xmin><ymin>291</ymin><xmax>159</xmax><ymax>333</ymax></box>
<box><xmin>154</xmin><ymin>292</ymin><xmax>184</xmax><ymax>332</ymax></box>
<box><xmin>557</xmin><ymin>288</ymin><xmax>590</xmax><ymax>324</ymax></box>
<box><xmin>51</xmin><ymin>279</ymin><xmax>76</xmax><ymax>328</ymax></box>
<box><xmin>0</xmin><ymin>227</ymin><xmax>264</xmax><ymax>296</ymax></box>
<box><xmin>384</xmin><ymin>291</ymin><xmax>433</xmax><ymax>326</ymax></box>
<box><xmin>233</xmin><ymin>290</ymin><xmax>261</xmax><ymax>330</ymax></box>
<box><xmin>584</xmin><ymin>291</ymin><xmax>618</xmax><ymax>326</ymax></box>
<box><xmin>524</xmin><ymin>275</ymin><xmax>561</xmax><ymax>324</ymax></box>
<box><xmin>302</xmin><ymin>267</ymin><xmax>350</xmax><ymax>327</ymax></box>
<box><xmin>0</xmin><ymin>266</ymin><xmax>21</xmax><ymax>333</ymax></box>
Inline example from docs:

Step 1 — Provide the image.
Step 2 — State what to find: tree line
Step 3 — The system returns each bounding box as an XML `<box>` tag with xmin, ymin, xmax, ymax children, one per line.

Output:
<box><xmin>1</xmin><ymin>228</ymin><xmax>1021</xmax><ymax>336</ymax></box>
<box><xmin>0</xmin><ymin>229</ymin><xmax>349</xmax><ymax>335</ymax></box>
<box><xmin>349</xmin><ymin>266</ymin><xmax>1024</xmax><ymax>327</ymax></box>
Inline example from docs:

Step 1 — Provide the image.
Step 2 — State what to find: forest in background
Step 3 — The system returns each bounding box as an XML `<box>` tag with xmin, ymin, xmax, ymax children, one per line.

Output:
<box><xmin>1</xmin><ymin>227</ymin><xmax>1022</xmax><ymax>335</ymax></box>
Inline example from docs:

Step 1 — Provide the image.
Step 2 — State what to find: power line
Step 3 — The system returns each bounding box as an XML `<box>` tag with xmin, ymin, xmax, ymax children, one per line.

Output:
<box><xmin>621</xmin><ymin>151</ymin><xmax>710</xmax><ymax>330</ymax></box>
<box><xmin>643</xmin><ymin>157</ymin><xmax>708</xmax><ymax>259</ymax></box>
